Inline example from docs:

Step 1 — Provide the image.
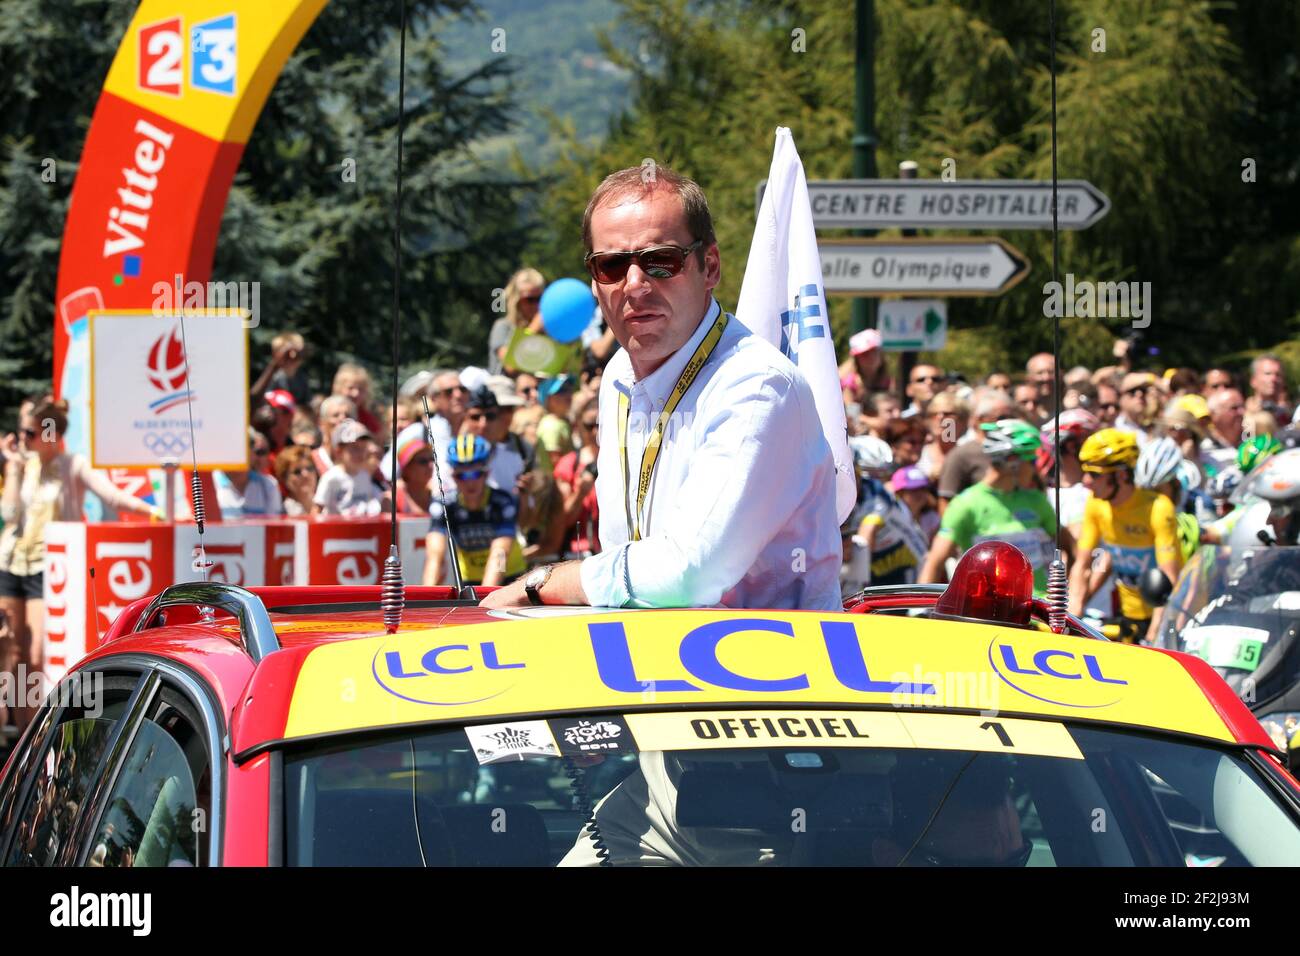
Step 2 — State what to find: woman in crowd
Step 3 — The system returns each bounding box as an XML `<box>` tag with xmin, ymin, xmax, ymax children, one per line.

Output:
<box><xmin>883</xmin><ymin>416</ymin><xmax>927</xmax><ymax>469</ymax></box>
<box><xmin>917</xmin><ymin>391</ymin><xmax>969</xmax><ymax>482</ymax></box>
<box><xmin>383</xmin><ymin>423</ymin><xmax>436</xmax><ymax>515</ymax></box>
<box><xmin>333</xmin><ymin>363</ymin><xmax>382</xmax><ymax>435</ymax></box>
<box><xmin>489</xmin><ymin>268</ymin><xmax>546</xmax><ymax>375</ymax></box>
<box><xmin>839</xmin><ymin>329</ymin><xmax>893</xmax><ymax>406</ymax></box>
<box><xmin>275</xmin><ymin>445</ymin><xmax>319</xmax><ymax>517</ymax></box>
<box><xmin>0</xmin><ymin>399</ymin><xmax>158</xmax><ymax>731</ymax></box>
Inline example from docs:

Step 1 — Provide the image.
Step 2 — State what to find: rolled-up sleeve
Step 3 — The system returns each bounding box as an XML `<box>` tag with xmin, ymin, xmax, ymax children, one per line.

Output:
<box><xmin>581</xmin><ymin>371</ymin><xmax>818</xmax><ymax>608</ymax></box>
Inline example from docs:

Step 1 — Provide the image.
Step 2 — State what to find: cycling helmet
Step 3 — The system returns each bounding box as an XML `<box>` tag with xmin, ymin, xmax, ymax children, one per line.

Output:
<box><xmin>1079</xmin><ymin>428</ymin><xmax>1139</xmax><ymax>472</ymax></box>
<box><xmin>1135</xmin><ymin>436</ymin><xmax>1183</xmax><ymax>490</ymax></box>
<box><xmin>448</xmin><ymin>434</ymin><xmax>492</xmax><ymax>467</ymax></box>
<box><xmin>849</xmin><ymin>435</ymin><xmax>894</xmax><ymax>475</ymax></box>
<box><xmin>980</xmin><ymin>419</ymin><xmax>1041</xmax><ymax>462</ymax></box>
<box><xmin>1237</xmin><ymin>433</ymin><xmax>1283</xmax><ymax>474</ymax></box>
<box><xmin>1208</xmin><ymin>465</ymin><xmax>1242</xmax><ymax>502</ymax></box>
<box><xmin>1041</xmin><ymin>407</ymin><xmax>1100</xmax><ymax>441</ymax></box>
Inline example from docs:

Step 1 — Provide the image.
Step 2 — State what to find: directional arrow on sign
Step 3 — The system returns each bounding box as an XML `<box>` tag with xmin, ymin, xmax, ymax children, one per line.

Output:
<box><xmin>818</xmin><ymin>238</ymin><xmax>1030</xmax><ymax>297</ymax></box>
<box><xmin>757</xmin><ymin>178</ymin><xmax>1111</xmax><ymax>230</ymax></box>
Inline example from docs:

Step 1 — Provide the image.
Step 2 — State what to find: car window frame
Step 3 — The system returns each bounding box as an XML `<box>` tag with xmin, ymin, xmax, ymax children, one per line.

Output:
<box><xmin>64</xmin><ymin>654</ymin><xmax>227</xmax><ymax>867</ymax></box>
<box><xmin>0</xmin><ymin>667</ymin><xmax>152</xmax><ymax>867</ymax></box>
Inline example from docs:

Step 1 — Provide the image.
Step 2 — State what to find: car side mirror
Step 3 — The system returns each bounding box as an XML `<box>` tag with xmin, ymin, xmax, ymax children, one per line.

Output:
<box><xmin>1140</xmin><ymin>567</ymin><xmax>1173</xmax><ymax>608</ymax></box>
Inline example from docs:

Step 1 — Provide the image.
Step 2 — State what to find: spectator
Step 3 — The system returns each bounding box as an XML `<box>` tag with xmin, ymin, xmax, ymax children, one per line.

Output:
<box><xmin>890</xmin><ymin>465</ymin><xmax>941</xmax><ymax>543</ymax></box>
<box><xmin>1165</xmin><ymin>368</ymin><xmax>1201</xmax><ymax>398</ymax></box>
<box><xmin>423</xmin><ymin>435</ymin><xmax>525</xmax><ymax>587</ymax></box>
<box><xmin>262</xmin><ymin>389</ymin><xmax>296</xmax><ymax>451</ymax></box>
<box><xmin>1114</xmin><ymin>372</ymin><xmax>1156</xmax><ymax>444</ymax></box>
<box><xmin>486</xmin><ymin>375</ymin><xmax>532</xmax><ymax>458</ymax></box>
<box><xmin>1157</xmin><ymin>401</ymin><xmax>1208</xmax><ymax>477</ymax></box>
<box><xmin>215</xmin><ymin>428</ymin><xmax>283</xmax><ymax>518</ymax></box>
<box><xmin>427</xmin><ymin>369</ymin><xmax>469</xmax><ymax>455</ymax></box>
<box><xmin>1247</xmin><ymin>353</ymin><xmax>1291</xmax><ymax>419</ymax></box>
<box><xmin>918</xmin><ymin>391</ymin><xmax>969</xmax><ymax>482</ymax></box>
<box><xmin>314</xmin><ymin>395</ymin><xmax>357</xmax><ymax>474</ymax></box>
<box><xmin>1244</xmin><ymin>409</ymin><xmax>1279</xmax><ymax>443</ymax></box>
<box><xmin>314</xmin><ymin>419</ymin><xmax>383</xmax><ymax>516</ymax></box>
<box><xmin>839</xmin><ymin>329</ymin><xmax>892</xmax><ymax>405</ymax></box>
<box><xmin>381</xmin><ymin>423</ymin><xmax>435</xmax><ymax>515</ymax></box>
<box><xmin>333</xmin><ymin>363</ymin><xmax>382</xmax><ymax>435</ymax></box>
<box><xmin>884</xmin><ymin>416</ymin><xmax>927</xmax><ymax>468</ymax></box>
<box><xmin>489</xmin><ymin>268</ymin><xmax>546</xmax><ymax>374</ymax></box>
<box><xmin>904</xmin><ymin>364</ymin><xmax>944</xmax><ymax>416</ymax></box>
<box><xmin>1094</xmin><ymin>382</ymin><xmax>1120</xmax><ymax>426</ymax></box>
<box><xmin>251</xmin><ymin>332</ymin><xmax>310</xmax><ymax>407</ymax></box>
<box><xmin>275</xmin><ymin>445</ymin><xmax>319</xmax><ymax>517</ymax></box>
<box><xmin>550</xmin><ymin>402</ymin><xmax>602</xmax><ymax>558</ymax></box>
<box><xmin>1026</xmin><ymin>352</ymin><xmax>1057</xmax><ymax>421</ymax></box>
<box><xmin>1201</xmin><ymin>388</ymin><xmax>1246</xmax><ymax>474</ymax></box>
<box><xmin>291</xmin><ymin>414</ymin><xmax>322</xmax><ymax>450</ymax></box>
<box><xmin>462</xmin><ymin>386</ymin><xmax>525</xmax><ymax>495</ymax></box>
<box><xmin>251</xmin><ymin>405</ymin><xmax>280</xmax><ymax>470</ymax></box>
<box><xmin>984</xmin><ymin>371</ymin><xmax>1012</xmax><ymax>392</ymax></box>
<box><xmin>1012</xmin><ymin>381</ymin><xmax>1040</xmax><ymax>424</ymax></box>
<box><xmin>860</xmin><ymin>391</ymin><xmax>901</xmax><ymax>439</ymax></box>
<box><xmin>1202</xmin><ymin>367</ymin><xmax>1235</xmax><ymax>397</ymax></box>
<box><xmin>937</xmin><ymin>387</ymin><xmax>1014</xmax><ymax>513</ymax></box>
<box><xmin>0</xmin><ymin>399</ymin><xmax>158</xmax><ymax>731</ymax></box>
<box><xmin>1064</xmin><ymin>379</ymin><xmax>1097</xmax><ymax>412</ymax></box>
<box><xmin>536</xmin><ymin>374</ymin><xmax>576</xmax><ymax>458</ymax></box>
<box><xmin>515</xmin><ymin>372</ymin><xmax>540</xmax><ymax>407</ymax></box>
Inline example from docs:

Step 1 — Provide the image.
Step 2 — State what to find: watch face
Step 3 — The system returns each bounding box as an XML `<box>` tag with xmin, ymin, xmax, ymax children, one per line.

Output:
<box><xmin>527</xmin><ymin>569</ymin><xmax>546</xmax><ymax>587</ymax></box>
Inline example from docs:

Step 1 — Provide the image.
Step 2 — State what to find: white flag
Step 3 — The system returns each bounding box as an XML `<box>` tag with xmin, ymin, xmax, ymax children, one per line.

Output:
<box><xmin>736</xmin><ymin>127</ymin><xmax>856</xmax><ymax>524</ymax></box>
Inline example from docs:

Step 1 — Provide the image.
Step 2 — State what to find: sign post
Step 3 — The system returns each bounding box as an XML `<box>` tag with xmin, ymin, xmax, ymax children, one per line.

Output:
<box><xmin>819</xmin><ymin>237</ymin><xmax>1030</xmax><ymax>297</ymax></box>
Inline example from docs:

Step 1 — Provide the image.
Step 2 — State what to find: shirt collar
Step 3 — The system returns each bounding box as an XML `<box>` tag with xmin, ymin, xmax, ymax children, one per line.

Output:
<box><xmin>625</xmin><ymin>298</ymin><xmax>722</xmax><ymax>403</ymax></box>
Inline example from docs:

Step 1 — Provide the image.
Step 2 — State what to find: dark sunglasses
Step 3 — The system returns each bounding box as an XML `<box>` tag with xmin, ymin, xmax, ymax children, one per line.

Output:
<box><xmin>519</xmin><ymin>294</ymin><xmax>541</xmax><ymax>304</ymax></box>
<box><xmin>1097</xmin><ymin>402</ymin><xmax>1119</xmax><ymax>411</ymax></box>
<box><xmin>581</xmin><ymin>419</ymin><xmax>599</xmax><ymax>430</ymax></box>
<box><xmin>291</xmin><ymin>466</ymin><xmax>315</xmax><ymax>478</ymax></box>
<box><xmin>912</xmin><ymin>375</ymin><xmax>943</xmax><ymax>384</ymax></box>
<box><xmin>454</xmin><ymin>469</ymin><xmax>486</xmax><ymax>481</ymax></box>
<box><xmin>251</xmin><ymin>446</ymin><xmax>270</xmax><ymax>457</ymax></box>
<box><xmin>1123</xmin><ymin>385</ymin><xmax>1149</xmax><ymax>396</ymax></box>
<box><xmin>20</xmin><ymin>428</ymin><xmax>38</xmax><ymax>440</ymax></box>
<box><xmin>468</xmin><ymin>410</ymin><xmax>499</xmax><ymax>422</ymax></box>
<box><xmin>520</xmin><ymin>386</ymin><xmax>538</xmax><ymax>396</ymax></box>
<box><xmin>585</xmin><ymin>240</ymin><xmax>703</xmax><ymax>284</ymax></box>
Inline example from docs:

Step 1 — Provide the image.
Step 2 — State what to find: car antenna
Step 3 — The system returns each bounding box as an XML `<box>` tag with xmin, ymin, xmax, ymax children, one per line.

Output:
<box><xmin>175</xmin><ymin>288</ymin><xmax>213</xmax><ymax>604</ymax></box>
<box><xmin>421</xmin><ymin>394</ymin><xmax>468</xmax><ymax>598</ymax></box>
<box><xmin>380</xmin><ymin>0</ymin><xmax>410</xmax><ymax>635</ymax></box>
<box><xmin>1045</xmin><ymin>0</ymin><xmax>1069</xmax><ymax>634</ymax></box>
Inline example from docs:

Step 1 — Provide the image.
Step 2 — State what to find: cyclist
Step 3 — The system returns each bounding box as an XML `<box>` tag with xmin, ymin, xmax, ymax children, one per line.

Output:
<box><xmin>422</xmin><ymin>435</ymin><xmax>526</xmax><ymax>588</ymax></box>
<box><xmin>1069</xmin><ymin>428</ymin><xmax>1180</xmax><ymax>643</ymax></box>
<box><xmin>1200</xmin><ymin>434</ymin><xmax>1282</xmax><ymax>545</ymax></box>
<box><xmin>920</xmin><ymin>420</ymin><xmax>1071</xmax><ymax>596</ymax></box>
<box><xmin>841</xmin><ymin>436</ymin><xmax>928</xmax><ymax>595</ymax></box>
<box><xmin>1134</xmin><ymin>436</ymin><xmax>1202</xmax><ymax>562</ymax></box>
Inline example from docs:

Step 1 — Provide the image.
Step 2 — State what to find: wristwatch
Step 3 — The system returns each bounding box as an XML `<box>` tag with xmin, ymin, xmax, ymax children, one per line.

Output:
<box><xmin>524</xmin><ymin>564</ymin><xmax>554</xmax><ymax>606</ymax></box>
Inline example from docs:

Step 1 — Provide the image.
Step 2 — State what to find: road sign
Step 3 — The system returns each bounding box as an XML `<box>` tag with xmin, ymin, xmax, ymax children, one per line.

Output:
<box><xmin>819</xmin><ymin>238</ymin><xmax>1030</xmax><ymax>297</ymax></box>
<box><xmin>878</xmin><ymin>300</ymin><xmax>947</xmax><ymax>351</ymax></box>
<box><xmin>757</xmin><ymin>179</ymin><xmax>1110</xmax><ymax>230</ymax></box>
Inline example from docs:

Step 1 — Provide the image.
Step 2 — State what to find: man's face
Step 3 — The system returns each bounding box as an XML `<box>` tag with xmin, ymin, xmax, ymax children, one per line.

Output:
<box><xmin>588</xmin><ymin>187</ymin><xmax>720</xmax><ymax>379</ymax></box>
<box><xmin>1203</xmin><ymin>369</ymin><xmax>1234</xmax><ymax>395</ymax></box>
<box><xmin>1013</xmin><ymin>384</ymin><xmax>1038</xmax><ymax>420</ymax></box>
<box><xmin>516</xmin><ymin>374</ymin><xmax>539</xmax><ymax>405</ymax></box>
<box><xmin>907</xmin><ymin>365</ymin><xmax>944</xmax><ymax>404</ymax></box>
<box><xmin>1027</xmin><ymin>354</ymin><xmax>1056</xmax><ymax>398</ymax></box>
<box><xmin>873</xmin><ymin>396</ymin><xmax>901</xmax><ymax>423</ymax></box>
<box><xmin>463</xmin><ymin>404</ymin><xmax>497</xmax><ymax>437</ymax></box>
<box><xmin>1119</xmin><ymin>380</ymin><xmax>1148</xmax><ymax>418</ymax></box>
<box><xmin>432</xmin><ymin>374</ymin><xmax>467</xmax><ymax>418</ymax></box>
<box><xmin>917</xmin><ymin>794</ymin><xmax>1027</xmax><ymax>866</ymax></box>
<box><xmin>1211</xmin><ymin>389</ymin><xmax>1245</xmax><ymax>437</ymax></box>
<box><xmin>985</xmin><ymin>373</ymin><xmax>1012</xmax><ymax>393</ymax></box>
<box><xmin>337</xmin><ymin>374</ymin><xmax>369</xmax><ymax>409</ymax></box>
<box><xmin>1082</xmin><ymin>469</ymin><xmax>1118</xmax><ymax>501</ymax></box>
<box><xmin>322</xmin><ymin>403</ymin><xmax>349</xmax><ymax>436</ymax></box>
<box><xmin>487</xmin><ymin>407</ymin><xmax>514</xmax><ymax>442</ymax></box>
<box><xmin>1252</xmin><ymin>359</ymin><xmax>1285</xmax><ymax>400</ymax></box>
<box><xmin>1095</xmin><ymin>385</ymin><xmax>1119</xmax><ymax>424</ymax></box>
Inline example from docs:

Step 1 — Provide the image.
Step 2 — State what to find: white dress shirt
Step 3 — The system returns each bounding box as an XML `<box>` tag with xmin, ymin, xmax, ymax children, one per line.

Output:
<box><xmin>579</xmin><ymin>299</ymin><xmax>841</xmax><ymax>610</ymax></box>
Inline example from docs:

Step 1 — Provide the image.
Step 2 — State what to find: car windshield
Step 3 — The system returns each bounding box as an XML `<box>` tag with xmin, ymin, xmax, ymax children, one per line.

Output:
<box><xmin>281</xmin><ymin>710</ymin><xmax>1300</xmax><ymax>867</ymax></box>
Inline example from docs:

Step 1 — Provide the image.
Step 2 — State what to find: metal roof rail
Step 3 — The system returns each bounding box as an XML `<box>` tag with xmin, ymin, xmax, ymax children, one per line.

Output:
<box><xmin>133</xmin><ymin>582</ymin><xmax>281</xmax><ymax>663</ymax></box>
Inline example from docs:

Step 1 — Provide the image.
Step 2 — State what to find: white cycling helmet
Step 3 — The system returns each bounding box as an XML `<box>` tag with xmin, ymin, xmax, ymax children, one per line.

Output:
<box><xmin>1135</xmin><ymin>436</ymin><xmax>1183</xmax><ymax>490</ymax></box>
<box><xmin>849</xmin><ymin>435</ymin><xmax>894</xmax><ymax>475</ymax></box>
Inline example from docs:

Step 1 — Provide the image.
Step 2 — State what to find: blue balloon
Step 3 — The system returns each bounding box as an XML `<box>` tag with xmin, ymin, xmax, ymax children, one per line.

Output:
<box><xmin>539</xmin><ymin>278</ymin><xmax>596</xmax><ymax>344</ymax></box>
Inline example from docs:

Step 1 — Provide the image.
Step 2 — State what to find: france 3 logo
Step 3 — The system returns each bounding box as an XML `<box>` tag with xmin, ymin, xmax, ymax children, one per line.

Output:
<box><xmin>137</xmin><ymin>14</ymin><xmax>237</xmax><ymax>98</ymax></box>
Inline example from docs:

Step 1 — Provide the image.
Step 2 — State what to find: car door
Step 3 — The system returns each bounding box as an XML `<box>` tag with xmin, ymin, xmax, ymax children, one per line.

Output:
<box><xmin>0</xmin><ymin>668</ymin><xmax>150</xmax><ymax>866</ymax></box>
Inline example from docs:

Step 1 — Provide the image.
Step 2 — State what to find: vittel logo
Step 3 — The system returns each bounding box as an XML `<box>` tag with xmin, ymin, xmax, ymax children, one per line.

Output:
<box><xmin>323</xmin><ymin>536</ymin><xmax>380</xmax><ymax>585</ymax></box>
<box><xmin>102</xmin><ymin>119</ymin><xmax>175</xmax><ymax>276</ymax></box>
<box><xmin>96</xmin><ymin>540</ymin><xmax>154</xmax><ymax>626</ymax></box>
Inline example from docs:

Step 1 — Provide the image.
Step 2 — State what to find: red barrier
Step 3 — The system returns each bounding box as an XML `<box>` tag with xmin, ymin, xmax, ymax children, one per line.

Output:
<box><xmin>43</xmin><ymin>516</ymin><xmax>434</xmax><ymax>681</ymax></box>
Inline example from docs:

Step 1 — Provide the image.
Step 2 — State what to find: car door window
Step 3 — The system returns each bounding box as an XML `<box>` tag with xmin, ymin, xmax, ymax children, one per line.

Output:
<box><xmin>85</xmin><ymin>688</ymin><xmax>210</xmax><ymax>868</ymax></box>
<box><xmin>2</xmin><ymin>673</ymin><xmax>142</xmax><ymax>867</ymax></box>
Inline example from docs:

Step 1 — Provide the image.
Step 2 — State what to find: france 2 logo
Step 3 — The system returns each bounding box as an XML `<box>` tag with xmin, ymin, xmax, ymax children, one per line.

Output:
<box><xmin>137</xmin><ymin>13</ymin><xmax>236</xmax><ymax>97</ymax></box>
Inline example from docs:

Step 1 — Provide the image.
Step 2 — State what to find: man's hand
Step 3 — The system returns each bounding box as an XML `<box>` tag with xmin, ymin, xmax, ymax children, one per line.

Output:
<box><xmin>1</xmin><ymin>433</ymin><xmax>24</xmax><ymax>467</ymax></box>
<box><xmin>479</xmin><ymin>560</ymin><xmax>590</xmax><ymax>609</ymax></box>
<box><xmin>478</xmin><ymin>577</ymin><xmax>531</xmax><ymax>609</ymax></box>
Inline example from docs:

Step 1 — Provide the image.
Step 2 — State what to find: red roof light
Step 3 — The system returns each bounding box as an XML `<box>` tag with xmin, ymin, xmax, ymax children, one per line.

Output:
<box><xmin>934</xmin><ymin>542</ymin><xmax>1035</xmax><ymax>628</ymax></box>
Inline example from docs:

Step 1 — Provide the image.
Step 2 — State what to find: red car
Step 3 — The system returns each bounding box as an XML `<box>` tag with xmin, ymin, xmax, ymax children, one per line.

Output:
<box><xmin>3</xmin><ymin>543</ymin><xmax>1300</xmax><ymax>867</ymax></box>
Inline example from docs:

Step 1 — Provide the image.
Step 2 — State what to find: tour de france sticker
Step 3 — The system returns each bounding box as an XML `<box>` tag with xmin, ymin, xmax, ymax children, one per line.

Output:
<box><xmin>547</xmin><ymin>716</ymin><xmax>633</xmax><ymax>756</ymax></box>
<box><xmin>465</xmin><ymin>720</ymin><xmax>560</xmax><ymax>765</ymax></box>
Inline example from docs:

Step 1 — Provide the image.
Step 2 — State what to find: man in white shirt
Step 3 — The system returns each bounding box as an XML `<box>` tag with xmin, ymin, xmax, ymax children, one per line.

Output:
<box><xmin>481</xmin><ymin>165</ymin><xmax>841</xmax><ymax>611</ymax></box>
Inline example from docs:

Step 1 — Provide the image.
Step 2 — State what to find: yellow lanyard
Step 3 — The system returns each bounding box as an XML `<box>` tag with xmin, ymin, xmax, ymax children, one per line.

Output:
<box><xmin>617</xmin><ymin>309</ymin><xmax>729</xmax><ymax>541</ymax></box>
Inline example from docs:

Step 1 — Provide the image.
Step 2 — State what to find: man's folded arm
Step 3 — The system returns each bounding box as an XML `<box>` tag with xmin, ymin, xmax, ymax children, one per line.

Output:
<box><xmin>581</xmin><ymin>372</ymin><xmax>828</xmax><ymax>607</ymax></box>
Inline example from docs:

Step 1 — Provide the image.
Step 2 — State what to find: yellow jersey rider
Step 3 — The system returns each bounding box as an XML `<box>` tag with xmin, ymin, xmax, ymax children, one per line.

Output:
<box><xmin>1069</xmin><ymin>428</ymin><xmax>1181</xmax><ymax>643</ymax></box>
<box><xmin>422</xmin><ymin>435</ymin><xmax>526</xmax><ymax>588</ymax></box>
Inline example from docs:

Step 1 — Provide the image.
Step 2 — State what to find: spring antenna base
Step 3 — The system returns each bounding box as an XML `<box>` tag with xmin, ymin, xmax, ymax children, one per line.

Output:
<box><xmin>1046</xmin><ymin>549</ymin><xmax>1069</xmax><ymax>634</ymax></box>
<box><xmin>382</xmin><ymin>545</ymin><xmax>405</xmax><ymax>634</ymax></box>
